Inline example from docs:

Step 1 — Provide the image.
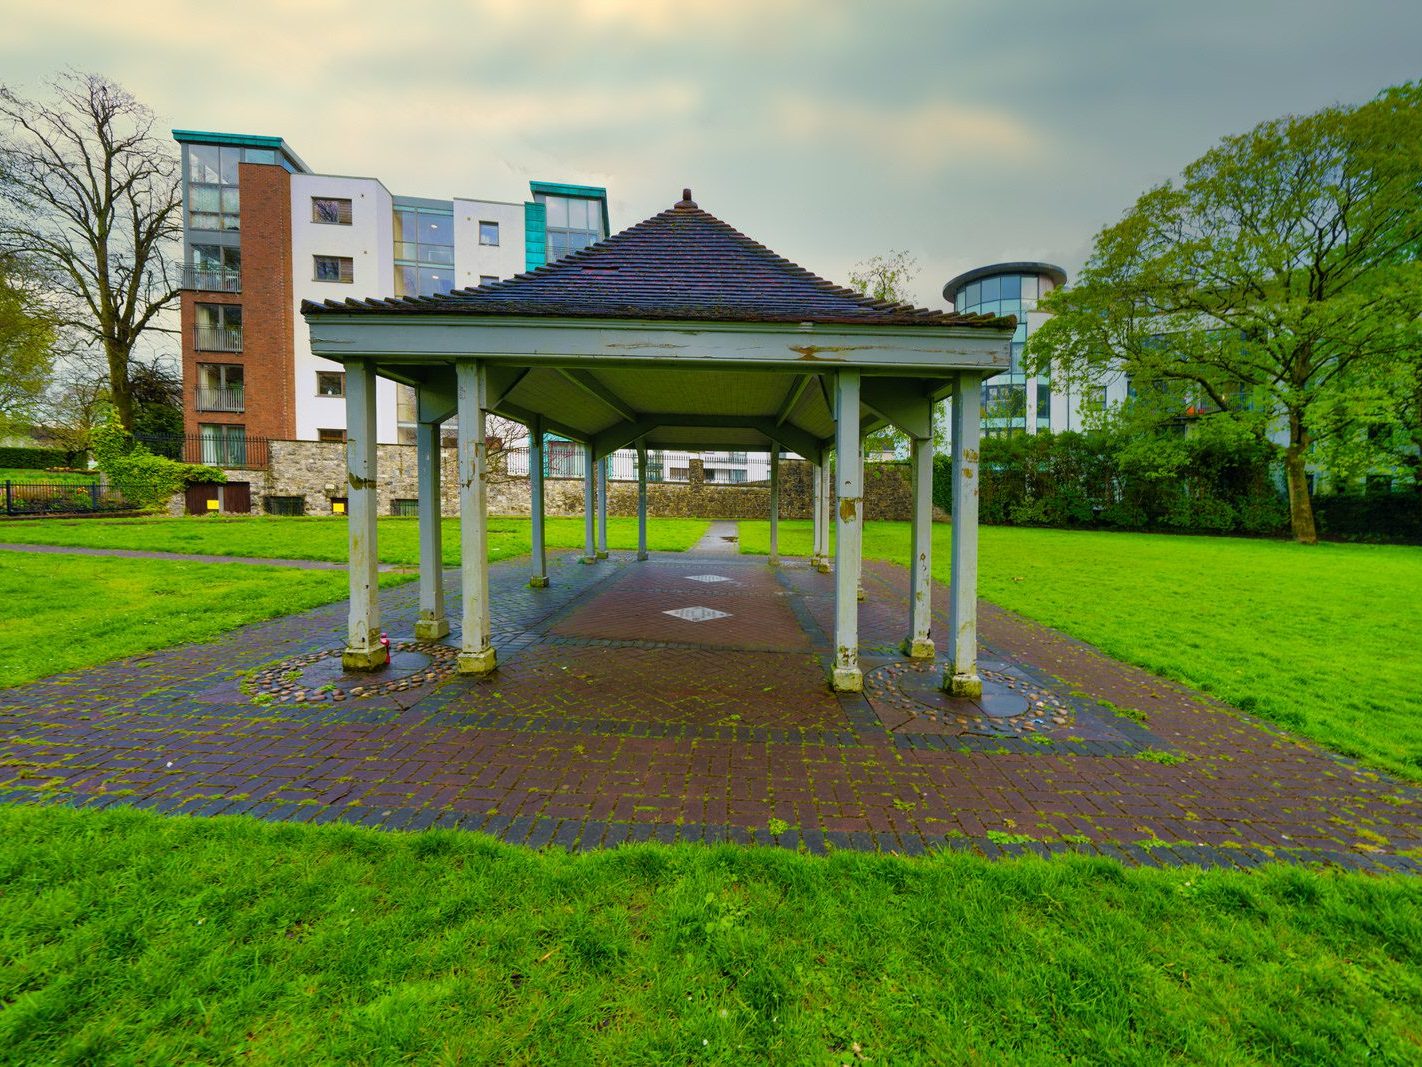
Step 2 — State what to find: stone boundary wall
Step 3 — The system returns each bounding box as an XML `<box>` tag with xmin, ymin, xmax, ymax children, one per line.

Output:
<box><xmin>177</xmin><ymin>440</ymin><xmax>916</xmax><ymax>522</ymax></box>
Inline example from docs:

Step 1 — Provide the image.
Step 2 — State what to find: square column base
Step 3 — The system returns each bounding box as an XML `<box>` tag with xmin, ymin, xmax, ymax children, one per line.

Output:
<box><xmin>902</xmin><ymin>637</ymin><xmax>935</xmax><ymax>660</ymax></box>
<box><xmin>595</xmin><ymin>550</ymin><xmax>609</xmax><ymax>560</ymax></box>
<box><xmin>768</xmin><ymin>558</ymin><xmax>780</xmax><ymax>568</ymax></box>
<box><xmin>458</xmin><ymin>647</ymin><xmax>497</xmax><ymax>675</ymax></box>
<box><xmin>636</xmin><ymin>551</ymin><xmax>649</xmax><ymax>562</ymax></box>
<box><xmin>831</xmin><ymin>666</ymin><xmax>863</xmax><ymax>692</ymax></box>
<box><xmin>342</xmin><ymin>646</ymin><xmax>389</xmax><ymax>671</ymax></box>
<box><xmin>944</xmin><ymin>671</ymin><xmax>982</xmax><ymax>699</ymax></box>
<box><xmin>528</xmin><ymin>575</ymin><xmax>550</xmax><ymax>588</ymax></box>
<box><xmin>414</xmin><ymin>618</ymin><xmax>450</xmax><ymax>641</ymax></box>
<box><xmin>579</xmin><ymin>556</ymin><xmax>598</xmax><ymax>565</ymax></box>
<box><xmin>815</xmin><ymin>561</ymin><xmax>831</xmax><ymax>574</ymax></box>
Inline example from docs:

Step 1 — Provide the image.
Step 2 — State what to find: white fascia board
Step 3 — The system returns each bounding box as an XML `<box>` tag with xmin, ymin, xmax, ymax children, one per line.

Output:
<box><xmin>306</xmin><ymin>315</ymin><xmax>1013</xmax><ymax>374</ymax></box>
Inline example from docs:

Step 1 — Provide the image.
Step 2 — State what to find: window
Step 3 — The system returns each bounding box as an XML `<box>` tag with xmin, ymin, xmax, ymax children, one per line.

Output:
<box><xmin>478</xmin><ymin>221</ymin><xmax>499</xmax><ymax>245</ymax></box>
<box><xmin>479</xmin><ymin>275</ymin><xmax>499</xmax><ymax>286</ymax></box>
<box><xmin>198</xmin><ymin>423</ymin><xmax>247</xmax><ymax>466</ymax></box>
<box><xmin>264</xmin><ymin>495</ymin><xmax>306</xmax><ymax>516</ymax></box>
<box><xmin>317</xmin><ymin>428</ymin><xmax>346</xmax><ymax>443</ymax></box>
<box><xmin>391</xmin><ymin>499</ymin><xmax>419</xmax><ymax>516</ymax></box>
<box><xmin>187</xmin><ymin>245</ymin><xmax>241</xmax><ymax>291</ymax></box>
<box><xmin>185</xmin><ymin>144</ymin><xmax>244</xmax><ymax>231</ymax></box>
<box><xmin>728</xmin><ymin>469</ymin><xmax>748</xmax><ymax>484</ymax></box>
<box><xmin>194</xmin><ymin>303</ymin><xmax>242</xmax><ymax>351</ymax></box>
<box><xmin>313</xmin><ymin>255</ymin><xmax>354</xmax><ymax>283</ymax></box>
<box><xmin>196</xmin><ymin>364</ymin><xmax>244</xmax><ymax>412</ymax></box>
<box><xmin>537</xmin><ymin>194</ymin><xmax>606</xmax><ymax>263</ymax></box>
<box><xmin>393</xmin><ymin>203</ymin><xmax>456</xmax><ymax>296</ymax></box>
<box><xmin>316</xmin><ymin>371</ymin><xmax>345</xmax><ymax>397</ymax></box>
<box><xmin>312</xmin><ymin>197</ymin><xmax>353</xmax><ymax>225</ymax></box>
<box><xmin>1083</xmin><ymin>386</ymin><xmax>1108</xmax><ymax>412</ymax></box>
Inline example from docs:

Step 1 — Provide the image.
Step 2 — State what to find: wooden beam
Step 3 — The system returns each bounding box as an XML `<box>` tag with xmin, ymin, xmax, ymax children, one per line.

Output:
<box><xmin>557</xmin><ymin>368</ymin><xmax>639</xmax><ymax>422</ymax></box>
<box><xmin>861</xmin><ymin>378</ymin><xmax>934</xmax><ymax>439</ymax></box>
<box><xmin>493</xmin><ymin>400</ymin><xmax>588</xmax><ymax>444</ymax></box>
<box><xmin>775</xmin><ymin>374</ymin><xmax>811</xmax><ymax>426</ymax></box>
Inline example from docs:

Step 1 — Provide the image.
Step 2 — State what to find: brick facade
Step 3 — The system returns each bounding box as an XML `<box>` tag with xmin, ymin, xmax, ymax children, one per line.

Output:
<box><xmin>181</xmin><ymin>163</ymin><xmax>297</xmax><ymax>442</ymax></box>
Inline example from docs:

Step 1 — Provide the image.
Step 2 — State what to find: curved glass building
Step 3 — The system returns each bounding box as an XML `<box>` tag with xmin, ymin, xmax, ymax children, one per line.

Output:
<box><xmin>945</xmin><ymin>262</ymin><xmax>1079</xmax><ymax>435</ymax></box>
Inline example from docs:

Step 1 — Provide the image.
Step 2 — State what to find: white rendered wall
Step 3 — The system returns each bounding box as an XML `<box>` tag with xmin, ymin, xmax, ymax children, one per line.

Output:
<box><xmin>453</xmin><ymin>199</ymin><xmax>526</xmax><ymax>287</ymax></box>
<box><xmin>290</xmin><ymin>174</ymin><xmax>396</xmax><ymax>441</ymax></box>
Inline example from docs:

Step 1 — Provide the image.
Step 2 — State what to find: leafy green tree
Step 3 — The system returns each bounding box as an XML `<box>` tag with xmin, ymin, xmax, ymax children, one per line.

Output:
<box><xmin>1028</xmin><ymin>82</ymin><xmax>1422</xmax><ymax>543</ymax></box>
<box><xmin>0</xmin><ymin>72</ymin><xmax>182</xmax><ymax>431</ymax></box>
<box><xmin>0</xmin><ymin>256</ymin><xmax>55</xmax><ymax>435</ymax></box>
<box><xmin>848</xmin><ymin>250</ymin><xmax>923</xmax><ymax>453</ymax></box>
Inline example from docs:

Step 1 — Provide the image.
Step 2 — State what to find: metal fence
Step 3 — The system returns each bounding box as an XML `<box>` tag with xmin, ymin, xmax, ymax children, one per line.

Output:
<box><xmin>135</xmin><ymin>433</ymin><xmax>270</xmax><ymax>469</ymax></box>
<box><xmin>492</xmin><ymin>445</ymin><xmax>681</xmax><ymax>482</ymax></box>
<box><xmin>3</xmin><ymin>480</ymin><xmax>128</xmax><ymax>516</ymax></box>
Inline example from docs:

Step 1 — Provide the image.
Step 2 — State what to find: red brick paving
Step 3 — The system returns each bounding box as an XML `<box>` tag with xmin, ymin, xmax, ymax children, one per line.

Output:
<box><xmin>1</xmin><ymin>547</ymin><xmax>1419</xmax><ymax>871</ymax></box>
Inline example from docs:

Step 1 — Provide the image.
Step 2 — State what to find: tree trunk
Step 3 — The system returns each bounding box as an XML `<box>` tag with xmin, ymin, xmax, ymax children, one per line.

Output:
<box><xmin>1284</xmin><ymin>409</ymin><xmax>1317</xmax><ymax>544</ymax></box>
<box><xmin>105</xmin><ymin>341</ymin><xmax>133</xmax><ymax>431</ymax></box>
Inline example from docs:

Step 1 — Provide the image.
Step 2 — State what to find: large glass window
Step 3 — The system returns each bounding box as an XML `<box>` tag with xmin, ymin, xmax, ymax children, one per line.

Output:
<box><xmin>536</xmin><ymin>194</ymin><xmax>605</xmax><ymax>263</ymax></box>
<box><xmin>185</xmin><ymin>144</ymin><xmax>274</xmax><ymax>233</ymax></box>
<box><xmin>393</xmin><ymin>204</ymin><xmax>456</xmax><ymax>296</ymax></box>
<box><xmin>312</xmin><ymin>197</ymin><xmax>353</xmax><ymax>225</ymax></box>
<box><xmin>196</xmin><ymin>364</ymin><xmax>244</xmax><ymax>412</ymax></box>
<box><xmin>194</xmin><ymin>303</ymin><xmax>242</xmax><ymax>351</ymax></box>
<box><xmin>313</xmin><ymin>255</ymin><xmax>354</xmax><ymax>283</ymax></box>
<box><xmin>199</xmin><ymin>423</ymin><xmax>247</xmax><ymax>466</ymax></box>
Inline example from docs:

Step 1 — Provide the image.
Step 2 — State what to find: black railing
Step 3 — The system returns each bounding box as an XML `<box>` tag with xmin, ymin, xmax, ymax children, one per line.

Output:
<box><xmin>196</xmin><ymin>387</ymin><xmax>245</xmax><ymax>412</ymax></box>
<box><xmin>194</xmin><ymin>325</ymin><xmax>242</xmax><ymax>352</ymax></box>
<box><xmin>182</xmin><ymin>266</ymin><xmax>241</xmax><ymax>292</ymax></box>
<box><xmin>3</xmin><ymin>480</ymin><xmax>127</xmax><ymax>516</ymax></box>
<box><xmin>134</xmin><ymin>433</ymin><xmax>270</xmax><ymax>469</ymax></box>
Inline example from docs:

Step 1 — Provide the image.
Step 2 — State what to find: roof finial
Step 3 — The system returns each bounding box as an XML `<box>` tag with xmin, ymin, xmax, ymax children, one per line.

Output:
<box><xmin>677</xmin><ymin>187</ymin><xmax>697</xmax><ymax>209</ymax></box>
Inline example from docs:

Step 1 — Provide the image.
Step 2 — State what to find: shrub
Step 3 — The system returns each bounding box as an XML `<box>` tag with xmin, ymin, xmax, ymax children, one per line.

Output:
<box><xmin>91</xmin><ymin>416</ymin><xmax>224</xmax><ymax>511</ymax></box>
<box><xmin>0</xmin><ymin>445</ymin><xmax>70</xmax><ymax>469</ymax></box>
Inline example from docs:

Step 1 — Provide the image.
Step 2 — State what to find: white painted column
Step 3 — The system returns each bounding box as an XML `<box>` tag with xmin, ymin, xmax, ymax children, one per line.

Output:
<box><xmin>831</xmin><ymin>370</ymin><xmax>863</xmax><ymax>692</ymax></box>
<box><xmin>817</xmin><ymin>459</ymin><xmax>833</xmax><ymax>573</ymax></box>
<box><xmin>596</xmin><ymin>456</ymin><xmax>609</xmax><ymax>558</ymax></box>
<box><xmin>904</xmin><ymin>428</ymin><xmax>934</xmax><ymax>659</ymax></box>
<box><xmin>413</xmin><ymin>413</ymin><xmax>449</xmax><ymax>641</ymax></box>
<box><xmin>768</xmin><ymin>446</ymin><xmax>781</xmax><ymax>567</ymax></box>
<box><xmin>636</xmin><ymin>440</ymin><xmax>649</xmax><ymax>561</ymax></box>
<box><xmin>456</xmin><ymin>360</ymin><xmax>495</xmax><ymax>675</ymax></box>
<box><xmin>810</xmin><ymin>461</ymin><xmax>824</xmax><ymax>569</ymax></box>
<box><xmin>342</xmin><ymin>359</ymin><xmax>386</xmax><ymax>670</ymax></box>
<box><xmin>856</xmin><ymin>442</ymin><xmax>865</xmax><ymax>602</ymax></box>
<box><xmin>528</xmin><ymin>418</ymin><xmax>549</xmax><ymax>588</ymax></box>
<box><xmin>945</xmin><ymin>372</ymin><xmax>982</xmax><ymax>697</ymax></box>
<box><xmin>581</xmin><ymin>444</ymin><xmax>597</xmax><ymax>564</ymax></box>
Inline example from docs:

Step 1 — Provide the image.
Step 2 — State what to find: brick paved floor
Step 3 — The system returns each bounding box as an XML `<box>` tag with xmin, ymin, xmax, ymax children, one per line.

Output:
<box><xmin>2</xmin><ymin>546</ymin><xmax>1420</xmax><ymax>871</ymax></box>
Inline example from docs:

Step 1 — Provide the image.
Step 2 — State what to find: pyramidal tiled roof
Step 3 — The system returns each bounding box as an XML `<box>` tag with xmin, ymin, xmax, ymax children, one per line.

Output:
<box><xmin>303</xmin><ymin>190</ymin><xmax>1013</xmax><ymax>330</ymax></box>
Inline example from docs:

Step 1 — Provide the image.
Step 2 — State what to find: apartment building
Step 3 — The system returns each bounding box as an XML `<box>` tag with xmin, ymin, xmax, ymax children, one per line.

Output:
<box><xmin>174</xmin><ymin>129</ymin><xmax>609</xmax><ymax>462</ymax></box>
<box><xmin>944</xmin><ymin>262</ymin><xmax>1129</xmax><ymax>435</ymax></box>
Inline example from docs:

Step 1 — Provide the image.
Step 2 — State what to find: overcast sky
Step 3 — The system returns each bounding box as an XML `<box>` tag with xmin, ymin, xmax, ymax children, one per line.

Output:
<box><xmin>2</xmin><ymin>0</ymin><xmax>1419</xmax><ymax>308</ymax></box>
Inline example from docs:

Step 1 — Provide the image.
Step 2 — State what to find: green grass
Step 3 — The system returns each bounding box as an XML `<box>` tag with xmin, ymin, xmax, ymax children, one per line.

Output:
<box><xmin>0</xmin><ymin>514</ymin><xmax>710</xmax><ymax>565</ymax></box>
<box><xmin>0</xmin><ymin>551</ymin><xmax>411</xmax><ymax>689</ymax></box>
<box><xmin>0</xmin><ymin>467</ymin><xmax>97</xmax><ymax>485</ymax></box>
<box><xmin>739</xmin><ymin>521</ymin><xmax>1422</xmax><ymax>780</ymax></box>
<box><xmin>1</xmin><ymin>806</ymin><xmax>1419</xmax><ymax>1064</ymax></box>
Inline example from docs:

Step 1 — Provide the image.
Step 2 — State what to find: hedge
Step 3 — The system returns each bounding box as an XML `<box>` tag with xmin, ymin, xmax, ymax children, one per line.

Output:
<box><xmin>934</xmin><ymin>430</ymin><xmax>1292</xmax><ymax>538</ymax></box>
<box><xmin>1315</xmin><ymin>492</ymin><xmax>1422</xmax><ymax>544</ymax></box>
<box><xmin>0</xmin><ymin>446</ymin><xmax>72</xmax><ymax>470</ymax></box>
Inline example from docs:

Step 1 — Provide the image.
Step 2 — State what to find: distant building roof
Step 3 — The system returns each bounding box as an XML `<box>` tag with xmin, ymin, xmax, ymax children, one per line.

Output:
<box><xmin>171</xmin><ymin>129</ymin><xmax>311</xmax><ymax>173</ymax></box>
<box><xmin>306</xmin><ymin>190</ymin><xmax>1014</xmax><ymax>330</ymax></box>
<box><xmin>943</xmin><ymin>262</ymin><xmax>1068</xmax><ymax>302</ymax></box>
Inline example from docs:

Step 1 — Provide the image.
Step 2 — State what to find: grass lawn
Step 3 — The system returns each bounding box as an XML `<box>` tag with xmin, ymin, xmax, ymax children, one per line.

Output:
<box><xmin>0</xmin><ymin>467</ymin><xmax>97</xmax><ymax>485</ymax></box>
<box><xmin>739</xmin><ymin>521</ymin><xmax>1422</xmax><ymax>781</ymax></box>
<box><xmin>0</xmin><ymin>551</ymin><xmax>411</xmax><ymax>689</ymax></box>
<box><xmin>1</xmin><ymin>805</ymin><xmax>1419</xmax><ymax>1063</ymax></box>
<box><xmin>0</xmin><ymin>514</ymin><xmax>708</xmax><ymax>564</ymax></box>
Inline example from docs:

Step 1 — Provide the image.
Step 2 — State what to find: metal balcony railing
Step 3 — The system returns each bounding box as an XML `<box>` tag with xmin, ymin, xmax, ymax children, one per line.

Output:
<box><xmin>194</xmin><ymin>325</ymin><xmax>242</xmax><ymax>352</ymax></box>
<box><xmin>196</xmin><ymin>386</ymin><xmax>245</xmax><ymax>412</ymax></box>
<box><xmin>181</xmin><ymin>266</ymin><xmax>241</xmax><ymax>292</ymax></box>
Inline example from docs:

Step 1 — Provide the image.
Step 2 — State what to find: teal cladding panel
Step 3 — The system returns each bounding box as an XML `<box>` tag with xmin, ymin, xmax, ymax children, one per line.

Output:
<box><xmin>524</xmin><ymin>201</ymin><xmax>547</xmax><ymax>272</ymax></box>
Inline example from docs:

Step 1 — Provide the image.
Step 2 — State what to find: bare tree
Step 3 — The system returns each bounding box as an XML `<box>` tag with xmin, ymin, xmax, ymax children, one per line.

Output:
<box><xmin>0</xmin><ymin>72</ymin><xmax>181</xmax><ymax>430</ymax></box>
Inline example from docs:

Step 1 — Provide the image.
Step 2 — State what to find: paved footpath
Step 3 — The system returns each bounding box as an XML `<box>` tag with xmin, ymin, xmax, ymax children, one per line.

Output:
<box><xmin>2</xmin><ymin>546</ymin><xmax>1419</xmax><ymax>871</ymax></box>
